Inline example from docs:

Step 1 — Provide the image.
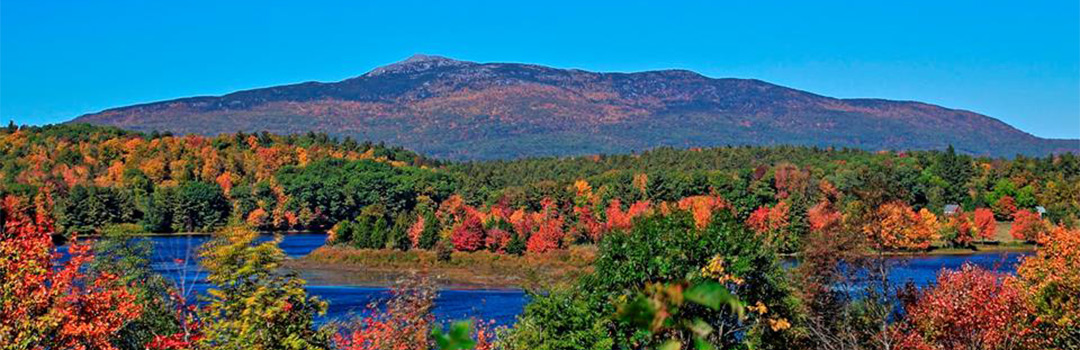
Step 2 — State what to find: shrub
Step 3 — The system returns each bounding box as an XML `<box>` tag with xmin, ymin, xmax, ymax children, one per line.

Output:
<box><xmin>435</xmin><ymin>240</ymin><xmax>454</xmax><ymax>262</ymax></box>
<box><xmin>1010</xmin><ymin>209</ymin><xmax>1047</xmax><ymax>242</ymax></box>
<box><xmin>895</xmin><ymin>264</ymin><xmax>1039</xmax><ymax>349</ymax></box>
<box><xmin>451</xmin><ymin>214</ymin><xmax>485</xmax><ymax>252</ymax></box>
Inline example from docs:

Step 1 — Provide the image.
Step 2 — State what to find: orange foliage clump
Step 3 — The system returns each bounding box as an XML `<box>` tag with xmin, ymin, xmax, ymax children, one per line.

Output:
<box><xmin>864</xmin><ymin>201</ymin><xmax>939</xmax><ymax>251</ymax></box>
<box><xmin>572</xmin><ymin>205</ymin><xmax>605</xmax><ymax>242</ymax></box>
<box><xmin>1009</xmin><ymin>209</ymin><xmax>1047</xmax><ymax>242</ymax></box>
<box><xmin>972</xmin><ymin>208</ymin><xmax>997</xmax><ymax>241</ymax></box>
<box><xmin>773</xmin><ymin>163</ymin><xmax>809</xmax><ymax>200</ymax></box>
<box><xmin>807</xmin><ymin>200</ymin><xmax>843</xmax><ymax>233</ymax></box>
<box><xmin>676</xmin><ymin>195</ymin><xmax>730</xmax><ymax>229</ymax></box>
<box><xmin>944</xmin><ymin>208</ymin><xmax>975</xmax><ymax>247</ymax></box>
<box><xmin>747</xmin><ymin>202</ymin><xmax>790</xmax><ymax>234</ymax></box>
<box><xmin>0</xmin><ymin>194</ymin><xmax>142</xmax><ymax>349</ymax></box>
<box><xmin>215</xmin><ymin>171</ymin><xmax>234</xmax><ymax>196</ymax></box>
<box><xmin>632</xmin><ymin>173</ymin><xmax>649</xmax><ymax>195</ymax></box>
<box><xmin>526</xmin><ymin>201</ymin><xmax>565</xmax><ymax>254</ymax></box>
<box><xmin>604</xmin><ymin>199</ymin><xmax>652</xmax><ymax>233</ymax></box>
<box><xmin>994</xmin><ymin>195</ymin><xmax>1018</xmax><ymax>219</ymax></box>
<box><xmin>407</xmin><ymin>214</ymin><xmax>426</xmax><ymax>248</ymax></box>
<box><xmin>450</xmin><ymin>213</ymin><xmax>486</xmax><ymax>252</ymax></box>
<box><xmin>1016</xmin><ymin>225</ymin><xmax>1080</xmax><ymax>334</ymax></box>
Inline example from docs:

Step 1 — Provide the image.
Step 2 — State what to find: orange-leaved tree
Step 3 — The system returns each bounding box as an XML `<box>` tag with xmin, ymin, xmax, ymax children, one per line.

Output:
<box><xmin>1016</xmin><ymin>225</ymin><xmax>1080</xmax><ymax>345</ymax></box>
<box><xmin>0</xmin><ymin>193</ymin><xmax>142</xmax><ymax>350</ymax></box>
<box><xmin>972</xmin><ymin>207</ymin><xmax>997</xmax><ymax>241</ymax></box>
<box><xmin>863</xmin><ymin>201</ymin><xmax>939</xmax><ymax>251</ymax></box>
<box><xmin>1009</xmin><ymin>209</ymin><xmax>1047</xmax><ymax>242</ymax></box>
<box><xmin>942</xmin><ymin>208</ymin><xmax>975</xmax><ymax>247</ymax></box>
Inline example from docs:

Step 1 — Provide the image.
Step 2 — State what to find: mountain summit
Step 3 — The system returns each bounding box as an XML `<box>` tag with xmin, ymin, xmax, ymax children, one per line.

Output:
<box><xmin>71</xmin><ymin>55</ymin><xmax>1078</xmax><ymax>159</ymax></box>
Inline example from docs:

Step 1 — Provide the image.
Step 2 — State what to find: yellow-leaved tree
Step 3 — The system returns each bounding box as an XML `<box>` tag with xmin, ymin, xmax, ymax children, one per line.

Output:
<box><xmin>198</xmin><ymin>225</ymin><xmax>329</xmax><ymax>350</ymax></box>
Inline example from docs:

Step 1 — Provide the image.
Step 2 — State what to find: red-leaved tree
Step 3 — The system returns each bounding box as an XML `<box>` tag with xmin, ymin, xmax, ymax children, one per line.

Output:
<box><xmin>972</xmin><ymin>208</ymin><xmax>997</xmax><ymax>241</ymax></box>
<box><xmin>450</xmin><ymin>213</ymin><xmax>486</xmax><ymax>252</ymax></box>
<box><xmin>1009</xmin><ymin>209</ymin><xmax>1046</xmax><ymax>242</ymax></box>
<box><xmin>895</xmin><ymin>264</ymin><xmax>1040</xmax><ymax>350</ymax></box>
<box><xmin>0</xmin><ymin>193</ymin><xmax>142</xmax><ymax>349</ymax></box>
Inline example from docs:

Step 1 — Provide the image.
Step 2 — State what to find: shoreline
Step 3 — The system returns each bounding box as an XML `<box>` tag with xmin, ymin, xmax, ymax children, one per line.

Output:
<box><xmin>287</xmin><ymin>245</ymin><xmax>596</xmax><ymax>290</ymax></box>
<box><xmin>70</xmin><ymin>230</ymin><xmax>328</xmax><ymax>239</ymax></box>
<box><xmin>289</xmin><ymin>243</ymin><xmax>1035</xmax><ymax>289</ymax></box>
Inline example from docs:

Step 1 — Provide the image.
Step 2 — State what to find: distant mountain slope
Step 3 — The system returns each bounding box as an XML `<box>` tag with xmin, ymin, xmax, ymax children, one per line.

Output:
<box><xmin>71</xmin><ymin>54</ymin><xmax>1078</xmax><ymax>160</ymax></box>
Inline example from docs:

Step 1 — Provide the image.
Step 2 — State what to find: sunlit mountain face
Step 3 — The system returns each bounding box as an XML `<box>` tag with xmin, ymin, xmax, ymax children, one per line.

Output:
<box><xmin>72</xmin><ymin>54</ymin><xmax>1078</xmax><ymax>160</ymax></box>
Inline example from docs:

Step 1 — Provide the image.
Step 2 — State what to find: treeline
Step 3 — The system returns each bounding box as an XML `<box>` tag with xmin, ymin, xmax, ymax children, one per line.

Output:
<box><xmin>2</xmin><ymin>122</ymin><xmax>1079</xmax><ymax>349</ymax></box>
<box><xmin>0</xmin><ymin>194</ymin><xmax>491</xmax><ymax>350</ymax></box>
<box><xmin>1</xmin><ymin>124</ymin><xmax>1078</xmax><ymax>253</ymax></box>
<box><xmin>0</xmin><ymin>123</ymin><xmax>447</xmax><ymax>235</ymax></box>
<box><xmin>5</xmin><ymin>190</ymin><xmax>1077</xmax><ymax>349</ymax></box>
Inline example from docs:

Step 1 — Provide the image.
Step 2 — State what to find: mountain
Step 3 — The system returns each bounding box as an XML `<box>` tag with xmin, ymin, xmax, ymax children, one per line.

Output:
<box><xmin>71</xmin><ymin>54</ymin><xmax>1078</xmax><ymax>160</ymax></box>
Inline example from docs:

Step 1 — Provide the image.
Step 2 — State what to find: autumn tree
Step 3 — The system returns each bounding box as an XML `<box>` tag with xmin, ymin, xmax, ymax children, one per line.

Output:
<box><xmin>992</xmin><ymin>195</ymin><xmax>1018</xmax><ymax>220</ymax></box>
<box><xmin>1009</xmin><ymin>209</ymin><xmax>1047</xmax><ymax>242</ymax></box>
<box><xmin>746</xmin><ymin>202</ymin><xmax>796</xmax><ymax>252</ymax></box>
<box><xmin>895</xmin><ymin>264</ymin><xmax>1040</xmax><ymax>350</ymax></box>
<box><xmin>942</xmin><ymin>208</ymin><xmax>975</xmax><ymax>247</ymax></box>
<box><xmin>450</xmin><ymin>213</ymin><xmax>486</xmax><ymax>252</ymax></box>
<box><xmin>90</xmin><ymin>224</ymin><xmax>188</xmax><ymax>350</ymax></box>
<box><xmin>525</xmin><ymin>216</ymin><xmax>564</xmax><ymax>254</ymax></box>
<box><xmin>198</xmin><ymin>225</ymin><xmax>329</xmax><ymax>349</ymax></box>
<box><xmin>0</xmin><ymin>194</ymin><xmax>142</xmax><ymax>350</ymax></box>
<box><xmin>973</xmin><ymin>207</ymin><xmax>997</xmax><ymax>241</ymax></box>
<box><xmin>863</xmin><ymin>201</ymin><xmax>939</xmax><ymax>251</ymax></box>
<box><xmin>1016</xmin><ymin>225</ymin><xmax>1080</xmax><ymax>347</ymax></box>
<box><xmin>332</xmin><ymin>277</ymin><xmax>435</xmax><ymax>350</ymax></box>
<box><xmin>676</xmin><ymin>195</ymin><xmax>730</xmax><ymax>229</ymax></box>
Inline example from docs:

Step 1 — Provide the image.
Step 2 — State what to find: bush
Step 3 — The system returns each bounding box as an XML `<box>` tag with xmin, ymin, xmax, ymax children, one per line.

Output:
<box><xmin>435</xmin><ymin>240</ymin><xmax>454</xmax><ymax>262</ymax></box>
<box><xmin>502</xmin><ymin>210</ymin><xmax>799</xmax><ymax>350</ymax></box>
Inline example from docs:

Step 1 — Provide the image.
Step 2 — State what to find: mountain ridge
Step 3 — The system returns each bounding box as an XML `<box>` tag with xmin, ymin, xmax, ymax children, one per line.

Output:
<box><xmin>71</xmin><ymin>54</ymin><xmax>1078</xmax><ymax>160</ymax></box>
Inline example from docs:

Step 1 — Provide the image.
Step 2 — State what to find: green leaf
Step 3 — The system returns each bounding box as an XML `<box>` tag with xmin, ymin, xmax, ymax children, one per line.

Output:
<box><xmin>432</xmin><ymin>320</ymin><xmax>477</xmax><ymax>350</ymax></box>
<box><xmin>684</xmin><ymin>281</ymin><xmax>743</xmax><ymax>318</ymax></box>
<box><xmin>659</xmin><ymin>339</ymin><xmax>681</xmax><ymax>350</ymax></box>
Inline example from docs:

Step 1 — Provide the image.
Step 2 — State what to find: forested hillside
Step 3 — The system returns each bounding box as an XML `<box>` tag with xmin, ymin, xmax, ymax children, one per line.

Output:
<box><xmin>71</xmin><ymin>55</ymin><xmax>1080</xmax><ymax>159</ymax></box>
<box><xmin>2</xmin><ymin>124</ymin><xmax>1077</xmax><ymax>251</ymax></box>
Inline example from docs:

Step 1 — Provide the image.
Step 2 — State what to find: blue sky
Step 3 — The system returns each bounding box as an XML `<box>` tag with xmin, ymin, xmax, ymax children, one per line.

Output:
<box><xmin>2</xmin><ymin>0</ymin><xmax>1078</xmax><ymax>139</ymax></box>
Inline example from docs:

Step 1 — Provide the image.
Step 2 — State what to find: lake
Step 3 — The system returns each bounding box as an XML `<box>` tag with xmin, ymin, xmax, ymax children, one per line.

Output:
<box><xmin>64</xmin><ymin>233</ymin><xmax>1031</xmax><ymax>327</ymax></box>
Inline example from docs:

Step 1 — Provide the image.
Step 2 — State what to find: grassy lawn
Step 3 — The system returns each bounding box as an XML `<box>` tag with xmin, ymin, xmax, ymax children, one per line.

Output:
<box><xmin>926</xmin><ymin>221</ymin><xmax>1036</xmax><ymax>255</ymax></box>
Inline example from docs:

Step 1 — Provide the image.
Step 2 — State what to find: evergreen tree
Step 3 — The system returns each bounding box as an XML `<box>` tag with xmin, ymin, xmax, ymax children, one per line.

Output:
<box><xmin>417</xmin><ymin>211</ymin><xmax>441</xmax><ymax>250</ymax></box>
<box><xmin>389</xmin><ymin>213</ymin><xmax>412</xmax><ymax>251</ymax></box>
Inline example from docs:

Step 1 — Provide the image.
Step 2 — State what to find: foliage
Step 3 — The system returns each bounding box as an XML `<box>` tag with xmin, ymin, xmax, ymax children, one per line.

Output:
<box><xmin>992</xmin><ymin>195</ymin><xmax>1018</xmax><ymax>221</ymax></box>
<box><xmin>941</xmin><ymin>208</ymin><xmax>975</xmax><ymax>247</ymax></box>
<box><xmin>615</xmin><ymin>280</ymin><xmax>746</xmax><ymax>350</ymax></box>
<box><xmin>332</xmin><ymin>277</ymin><xmax>435</xmax><ymax>350</ymax></box>
<box><xmin>895</xmin><ymin>264</ymin><xmax>1040</xmax><ymax>350</ymax></box>
<box><xmin>497</xmin><ymin>289</ymin><xmax>613</xmax><ymax>350</ymax></box>
<box><xmin>1009</xmin><ymin>209</ymin><xmax>1047</xmax><ymax>242</ymax></box>
<box><xmin>862</xmin><ymin>201</ymin><xmax>939</xmax><ymax>251</ymax></box>
<box><xmin>89</xmin><ymin>224</ymin><xmax>185</xmax><ymax>350</ymax></box>
<box><xmin>973</xmin><ymin>208</ymin><xmax>997</xmax><ymax>241</ymax></box>
<box><xmin>1016</xmin><ymin>225</ymin><xmax>1080</xmax><ymax>347</ymax></box>
<box><xmin>0</xmin><ymin>194</ymin><xmax>142</xmax><ymax>350</ymax></box>
<box><xmin>197</xmin><ymin>225</ymin><xmax>329</xmax><ymax>349</ymax></box>
<box><xmin>451</xmin><ymin>213</ymin><xmax>486</xmax><ymax>252</ymax></box>
<box><xmin>329</xmin><ymin>276</ymin><xmax>494</xmax><ymax>350</ymax></box>
<box><xmin>502</xmin><ymin>210</ymin><xmax>799</xmax><ymax>350</ymax></box>
<box><xmin>56</xmin><ymin>185</ymin><xmax>139</xmax><ymax>234</ymax></box>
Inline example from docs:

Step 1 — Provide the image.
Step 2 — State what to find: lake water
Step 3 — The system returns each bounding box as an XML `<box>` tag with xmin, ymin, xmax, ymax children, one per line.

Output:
<box><xmin>64</xmin><ymin>233</ymin><xmax>1031</xmax><ymax>327</ymax></box>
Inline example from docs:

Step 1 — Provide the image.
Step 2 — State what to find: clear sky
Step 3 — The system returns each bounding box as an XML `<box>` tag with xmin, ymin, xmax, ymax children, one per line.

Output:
<box><xmin>2</xmin><ymin>0</ymin><xmax>1078</xmax><ymax>139</ymax></box>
